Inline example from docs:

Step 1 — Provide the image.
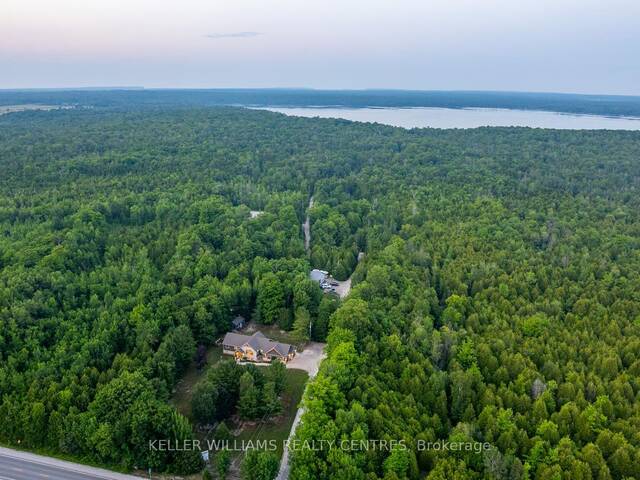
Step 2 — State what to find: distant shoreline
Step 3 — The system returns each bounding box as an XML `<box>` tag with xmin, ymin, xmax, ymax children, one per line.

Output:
<box><xmin>0</xmin><ymin>104</ymin><xmax>69</xmax><ymax>115</ymax></box>
<box><xmin>2</xmin><ymin>89</ymin><xmax>640</xmax><ymax>119</ymax></box>
<box><xmin>256</xmin><ymin>105</ymin><xmax>640</xmax><ymax>131</ymax></box>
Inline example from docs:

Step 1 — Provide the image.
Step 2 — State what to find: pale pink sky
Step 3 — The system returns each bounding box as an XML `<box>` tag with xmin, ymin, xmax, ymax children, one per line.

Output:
<box><xmin>2</xmin><ymin>0</ymin><xmax>639</xmax><ymax>94</ymax></box>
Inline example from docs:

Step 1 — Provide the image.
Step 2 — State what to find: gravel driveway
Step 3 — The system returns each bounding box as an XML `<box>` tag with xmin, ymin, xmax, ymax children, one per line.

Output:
<box><xmin>333</xmin><ymin>277</ymin><xmax>351</xmax><ymax>298</ymax></box>
<box><xmin>287</xmin><ymin>341</ymin><xmax>326</xmax><ymax>377</ymax></box>
<box><xmin>278</xmin><ymin>342</ymin><xmax>326</xmax><ymax>480</ymax></box>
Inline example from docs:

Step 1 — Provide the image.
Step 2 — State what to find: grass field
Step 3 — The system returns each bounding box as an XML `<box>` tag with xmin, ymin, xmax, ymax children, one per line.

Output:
<box><xmin>232</xmin><ymin>368</ymin><xmax>308</xmax><ymax>458</ymax></box>
<box><xmin>171</xmin><ymin>345</ymin><xmax>224</xmax><ymax>419</ymax></box>
<box><xmin>170</xmin><ymin>334</ymin><xmax>311</xmax><ymax>478</ymax></box>
<box><xmin>213</xmin><ymin>368</ymin><xmax>308</xmax><ymax>479</ymax></box>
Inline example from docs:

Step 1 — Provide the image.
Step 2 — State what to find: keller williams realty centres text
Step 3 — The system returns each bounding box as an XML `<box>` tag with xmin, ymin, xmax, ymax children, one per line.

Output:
<box><xmin>149</xmin><ymin>439</ymin><xmax>492</xmax><ymax>454</ymax></box>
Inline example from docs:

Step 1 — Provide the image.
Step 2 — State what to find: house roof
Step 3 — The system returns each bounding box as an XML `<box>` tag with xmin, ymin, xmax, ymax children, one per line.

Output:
<box><xmin>222</xmin><ymin>331</ymin><xmax>293</xmax><ymax>357</ymax></box>
<box><xmin>223</xmin><ymin>332</ymin><xmax>251</xmax><ymax>347</ymax></box>
<box><xmin>266</xmin><ymin>341</ymin><xmax>294</xmax><ymax>356</ymax></box>
<box><xmin>246</xmin><ymin>331</ymin><xmax>267</xmax><ymax>351</ymax></box>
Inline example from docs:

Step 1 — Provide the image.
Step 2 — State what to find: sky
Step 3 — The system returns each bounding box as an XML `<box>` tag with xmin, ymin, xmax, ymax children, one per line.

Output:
<box><xmin>2</xmin><ymin>0</ymin><xmax>639</xmax><ymax>95</ymax></box>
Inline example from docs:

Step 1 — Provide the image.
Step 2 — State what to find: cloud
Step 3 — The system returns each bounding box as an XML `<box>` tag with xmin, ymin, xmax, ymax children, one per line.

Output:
<box><xmin>205</xmin><ymin>32</ymin><xmax>263</xmax><ymax>39</ymax></box>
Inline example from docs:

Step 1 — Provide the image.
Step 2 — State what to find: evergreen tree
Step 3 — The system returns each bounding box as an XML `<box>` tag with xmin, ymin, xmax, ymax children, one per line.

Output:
<box><xmin>238</xmin><ymin>372</ymin><xmax>260</xmax><ymax>420</ymax></box>
<box><xmin>292</xmin><ymin>307</ymin><xmax>311</xmax><ymax>343</ymax></box>
<box><xmin>216</xmin><ymin>450</ymin><xmax>230</xmax><ymax>480</ymax></box>
<box><xmin>261</xmin><ymin>382</ymin><xmax>283</xmax><ymax>418</ymax></box>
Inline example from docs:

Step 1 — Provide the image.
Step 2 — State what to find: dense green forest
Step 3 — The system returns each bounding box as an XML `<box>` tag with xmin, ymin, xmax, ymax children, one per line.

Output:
<box><xmin>1</xmin><ymin>105</ymin><xmax>640</xmax><ymax>479</ymax></box>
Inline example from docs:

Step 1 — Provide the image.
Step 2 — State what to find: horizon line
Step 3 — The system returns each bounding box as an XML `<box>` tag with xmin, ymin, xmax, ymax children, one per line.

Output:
<box><xmin>1</xmin><ymin>87</ymin><xmax>640</xmax><ymax>99</ymax></box>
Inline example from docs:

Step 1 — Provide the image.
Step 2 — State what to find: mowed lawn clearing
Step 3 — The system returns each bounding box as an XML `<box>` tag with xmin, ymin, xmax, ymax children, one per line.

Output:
<box><xmin>231</xmin><ymin>368</ymin><xmax>309</xmax><ymax>459</ymax></box>
<box><xmin>170</xmin><ymin>345</ymin><xmax>224</xmax><ymax>419</ymax></box>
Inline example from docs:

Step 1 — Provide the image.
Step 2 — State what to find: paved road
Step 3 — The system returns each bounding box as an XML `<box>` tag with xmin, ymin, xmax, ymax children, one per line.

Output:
<box><xmin>0</xmin><ymin>447</ymin><xmax>142</xmax><ymax>480</ymax></box>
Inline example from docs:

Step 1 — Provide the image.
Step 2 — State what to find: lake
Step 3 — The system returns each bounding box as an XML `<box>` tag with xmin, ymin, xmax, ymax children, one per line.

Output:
<box><xmin>258</xmin><ymin>106</ymin><xmax>640</xmax><ymax>130</ymax></box>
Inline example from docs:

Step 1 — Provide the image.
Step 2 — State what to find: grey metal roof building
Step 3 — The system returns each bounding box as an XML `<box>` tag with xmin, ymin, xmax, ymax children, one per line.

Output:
<box><xmin>231</xmin><ymin>315</ymin><xmax>245</xmax><ymax>330</ymax></box>
<box><xmin>310</xmin><ymin>269</ymin><xmax>328</xmax><ymax>283</ymax></box>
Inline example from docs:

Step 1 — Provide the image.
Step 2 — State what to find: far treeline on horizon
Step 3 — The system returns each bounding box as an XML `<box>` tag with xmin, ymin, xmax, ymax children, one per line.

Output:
<box><xmin>2</xmin><ymin>88</ymin><xmax>640</xmax><ymax>118</ymax></box>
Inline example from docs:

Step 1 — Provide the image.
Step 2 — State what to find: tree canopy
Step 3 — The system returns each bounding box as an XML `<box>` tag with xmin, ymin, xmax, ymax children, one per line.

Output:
<box><xmin>1</xmin><ymin>105</ymin><xmax>640</xmax><ymax>478</ymax></box>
